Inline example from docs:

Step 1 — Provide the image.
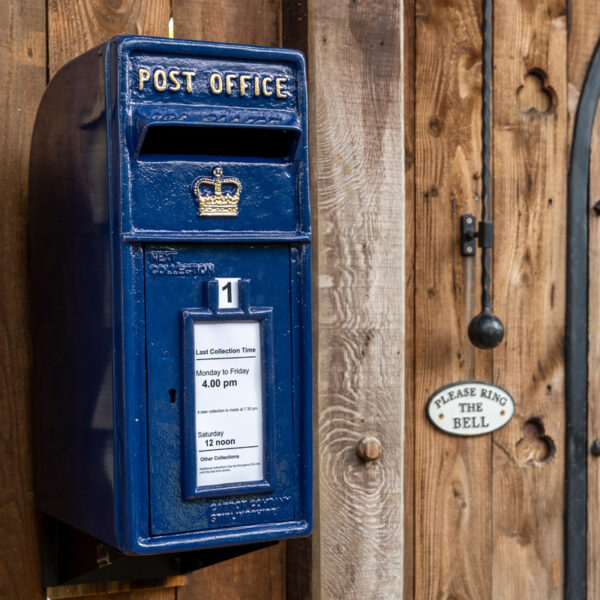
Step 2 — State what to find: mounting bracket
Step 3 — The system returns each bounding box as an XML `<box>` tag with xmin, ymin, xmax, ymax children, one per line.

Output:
<box><xmin>460</xmin><ymin>214</ymin><xmax>494</xmax><ymax>257</ymax></box>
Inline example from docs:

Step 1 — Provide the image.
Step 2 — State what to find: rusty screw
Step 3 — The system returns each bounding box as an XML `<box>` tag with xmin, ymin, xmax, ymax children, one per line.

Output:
<box><xmin>356</xmin><ymin>436</ymin><xmax>382</xmax><ymax>462</ymax></box>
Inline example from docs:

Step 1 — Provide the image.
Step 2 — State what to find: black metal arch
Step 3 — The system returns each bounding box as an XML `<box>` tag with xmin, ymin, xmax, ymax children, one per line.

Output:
<box><xmin>566</xmin><ymin>36</ymin><xmax>600</xmax><ymax>600</ymax></box>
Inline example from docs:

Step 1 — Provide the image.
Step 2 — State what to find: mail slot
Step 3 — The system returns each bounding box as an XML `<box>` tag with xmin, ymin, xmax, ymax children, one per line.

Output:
<box><xmin>29</xmin><ymin>36</ymin><xmax>312</xmax><ymax>554</ymax></box>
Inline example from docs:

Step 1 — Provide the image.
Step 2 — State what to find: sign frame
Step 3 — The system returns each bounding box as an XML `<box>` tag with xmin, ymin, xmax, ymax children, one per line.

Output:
<box><xmin>180</xmin><ymin>281</ymin><xmax>275</xmax><ymax>500</ymax></box>
<box><xmin>426</xmin><ymin>380</ymin><xmax>515</xmax><ymax>437</ymax></box>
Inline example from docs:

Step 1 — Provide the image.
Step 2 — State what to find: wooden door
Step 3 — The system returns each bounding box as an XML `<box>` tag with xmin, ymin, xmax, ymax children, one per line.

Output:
<box><xmin>404</xmin><ymin>0</ymin><xmax>600</xmax><ymax>598</ymax></box>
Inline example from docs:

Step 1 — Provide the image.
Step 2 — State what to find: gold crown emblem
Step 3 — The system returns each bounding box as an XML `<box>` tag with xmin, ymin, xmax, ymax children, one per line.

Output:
<box><xmin>193</xmin><ymin>167</ymin><xmax>242</xmax><ymax>217</ymax></box>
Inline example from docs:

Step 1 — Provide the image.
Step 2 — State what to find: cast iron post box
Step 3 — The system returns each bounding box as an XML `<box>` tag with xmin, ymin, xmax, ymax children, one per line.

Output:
<box><xmin>30</xmin><ymin>36</ymin><xmax>312</xmax><ymax>555</ymax></box>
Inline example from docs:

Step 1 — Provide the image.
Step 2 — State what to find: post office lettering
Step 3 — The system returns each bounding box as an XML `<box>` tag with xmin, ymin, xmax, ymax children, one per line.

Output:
<box><xmin>208</xmin><ymin>73</ymin><xmax>289</xmax><ymax>99</ymax></box>
<box><xmin>138</xmin><ymin>68</ymin><xmax>289</xmax><ymax>99</ymax></box>
<box><xmin>138</xmin><ymin>67</ymin><xmax>196</xmax><ymax>93</ymax></box>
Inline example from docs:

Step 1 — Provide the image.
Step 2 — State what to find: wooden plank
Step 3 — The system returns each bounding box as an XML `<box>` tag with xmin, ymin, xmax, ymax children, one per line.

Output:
<box><xmin>172</xmin><ymin>0</ymin><xmax>281</xmax><ymax>47</ymax></box>
<box><xmin>178</xmin><ymin>544</ymin><xmax>284</xmax><ymax>600</ymax></box>
<box><xmin>73</xmin><ymin>591</ymin><xmax>174</xmax><ymax>600</ymax></box>
<box><xmin>309</xmin><ymin>0</ymin><xmax>404</xmax><ymax>596</ymax></box>
<box><xmin>46</xmin><ymin>3</ymin><xmax>173</xmax><ymax>599</ymax></box>
<box><xmin>491</xmin><ymin>0</ymin><xmax>567</xmax><ymax>598</ymax></box>
<box><xmin>47</xmin><ymin>577</ymin><xmax>186</xmax><ymax>599</ymax></box>
<box><xmin>285</xmin><ymin>538</ymin><xmax>312</xmax><ymax>600</ymax></box>
<box><xmin>403</xmin><ymin>0</ymin><xmax>415</xmax><ymax>597</ymax></box>
<box><xmin>567</xmin><ymin>0</ymin><xmax>600</xmax><ymax>147</ymax></box>
<box><xmin>0</xmin><ymin>1</ymin><xmax>46</xmax><ymax>599</ymax></box>
<box><xmin>282</xmin><ymin>0</ymin><xmax>308</xmax><ymax>56</ymax></box>
<box><xmin>568</xmin><ymin>2</ymin><xmax>600</xmax><ymax>597</ymax></box>
<box><xmin>169</xmin><ymin>2</ymin><xmax>286</xmax><ymax>598</ymax></box>
<box><xmin>48</xmin><ymin>0</ymin><xmax>171</xmax><ymax>76</ymax></box>
<box><xmin>413</xmin><ymin>0</ymin><xmax>492</xmax><ymax>597</ymax></box>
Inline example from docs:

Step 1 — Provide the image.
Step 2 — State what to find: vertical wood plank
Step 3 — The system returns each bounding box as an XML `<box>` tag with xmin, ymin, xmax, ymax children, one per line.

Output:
<box><xmin>284</xmin><ymin>538</ymin><xmax>311</xmax><ymax>600</ymax></box>
<box><xmin>403</xmin><ymin>0</ymin><xmax>416</xmax><ymax>597</ymax></box>
<box><xmin>309</xmin><ymin>0</ymin><xmax>405</xmax><ymax>596</ymax></box>
<box><xmin>569</xmin><ymin>3</ymin><xmax>600</xmax><ymax>597</ymax></box>
<box><xmin>47</xmin><ymin>3</ymin><xmax>173</xmax><ymax>599</ymax></box>
<box><xmin>178</xmin><ymin>544</ymin><xmax>285</xmax><ymax>600</ymax></box>
<box><xmin>48</xmin><ymin>0</ymin><xmax>171</xmax><ymax>76</ymax></box>
<box><xmin>47</xmin><ymin>578</ymin><xmax>186</xmax><ymax>599</ymax></box>
<box><xmin>567</xmin><ymin>0</ymin><xmax>600</xmax><ymax>146</ymax></box>
<box><xmin>492</xmin><ymin>0</ymin><xmax>567</xmax><ymax>598</ymax></box>
<box><xmin>51</xmin><ymin>586</ymin><xmax>180</xmax><ymax>600</ymax></box>
<box><xmin>172</xmin><ymin>0</ymin><xmax>281</xmax><ymax>47</ymax></box>
<box><xmin>282</xmin><ymin>0</ymin><xmax>308</xmax><ymax>56</ymax></box>
<box><xmin>413</xmin><ymin>0</ymin><xmax>492</xmax><ymax>597</ymax></box>
<box><xmin>0</xmin><ymin>1</ymin><xmax>46</xmax><ymax>599</ymax></box>
<box><xmin>170</xmin><ymin>2</ymin><xmax>286</xmax><ymax>598</ymax></box>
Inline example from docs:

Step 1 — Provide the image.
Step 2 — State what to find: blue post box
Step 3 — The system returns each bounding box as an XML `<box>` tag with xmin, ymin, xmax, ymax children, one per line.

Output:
<box><xmin>29</xmin><ymin>36</ymin><xmax>312</xmax><ymax>555</ymax></box>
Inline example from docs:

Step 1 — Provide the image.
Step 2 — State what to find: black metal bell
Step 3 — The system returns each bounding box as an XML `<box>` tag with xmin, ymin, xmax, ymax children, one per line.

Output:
<box><xmin>468</xmin><ymin>309</ymin><xmax>504</xmax><ymax>349</ymax></box>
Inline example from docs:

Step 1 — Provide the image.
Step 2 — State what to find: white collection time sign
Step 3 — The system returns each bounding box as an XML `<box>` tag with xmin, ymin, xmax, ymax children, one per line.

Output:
<box><xmin>193</xmin><ymin>320</ymin><xmax>264</xmax><ymax>487</ymax></box>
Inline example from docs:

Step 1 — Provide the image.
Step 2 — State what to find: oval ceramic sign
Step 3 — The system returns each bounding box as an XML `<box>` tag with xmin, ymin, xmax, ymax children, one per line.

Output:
<box><xmin>426</xmin><ymin>381</ymin><xmax>514</xmax><ymax>437</ymax></box>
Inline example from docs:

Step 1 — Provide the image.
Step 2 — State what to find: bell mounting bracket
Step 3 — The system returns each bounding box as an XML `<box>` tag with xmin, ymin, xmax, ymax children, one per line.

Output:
<box><xmin>460</xmin><ymin>215</ymin><xmax>494</xmax><ymax>257</ymax></box>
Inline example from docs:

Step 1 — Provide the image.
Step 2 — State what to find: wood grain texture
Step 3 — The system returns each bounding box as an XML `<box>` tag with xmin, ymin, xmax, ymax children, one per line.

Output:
<box><xmin>47</xmin><ymin>577</ymin><xmax>186</xmax><ymax>599</ymax></box>
<box><xmin>567</xmin><ymin>0</ymin><xmax>600</xmax><ymax>146</ymax></box>
<box><xmin>0</xmin><ymin>1</ymin><xmax>46</xmax><ymax>599</ymax></box>
<box><xmin>48</xmin><ymin>0</ymin><xmax>171</xmax><ymax>76</ymax></box>
<box><xmin>491</xmin><ymin>0</ymin><xmax>567</xmax><ymax>597</ymax></box>
<box><xmin>282</xmin><ymin>0</ymin><xmax>308</xmax><ymax>57</ymax></box>
<box><xmin>309</xmin><ymin>0</ymin><xmax>405</xmax><ymax>596</ymax></box>
<box><xmin>172</xmin><ymin>0</ymin><xmax>281</xmax><ymax>47</ymax></box>
<box><xmin>73</xmin><ymin>591</ymin><xmax>175</xmax><ymax>600</ymax></box>
<box><xmin>285</xmin><ymin>537</ymin><xmax>312</xmax><ymax>600</ymax></box>
<box><xmin>403</xmin><ymin>0</ymin><xmax>415</xmax><ymax>597</ymax></box>
<box><xmin>178</xmin><ymin>544</ymin><xmax>284</xmax><ymax>600</ymax></box>
<box><xmin>413</xmin><ymin>0</ymin><xmax>492</xmax><ymax>597</ymax></box>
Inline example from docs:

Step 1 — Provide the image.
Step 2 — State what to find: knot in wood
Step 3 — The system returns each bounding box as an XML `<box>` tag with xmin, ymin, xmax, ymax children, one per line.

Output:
<box><xmin>356</xmin><ymin>436</ymin><xmax>382</xmax><ymax>462</ymax></box>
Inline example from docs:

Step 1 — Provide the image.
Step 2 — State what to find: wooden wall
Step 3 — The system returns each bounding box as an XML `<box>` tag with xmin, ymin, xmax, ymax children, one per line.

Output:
<box><xmin>404</xmin><ymin>0</ymin><xmax>600</xmax><ymax>599</ymax></box>
<box><xmin>7</xmin><ymin>0</ymin><xmax>600</xmax><ymax>598</ymax></box>
<box><xmin>1</xmin><ymin>1</ymin><xmax>45</xmax><ymax>598</ymax></box>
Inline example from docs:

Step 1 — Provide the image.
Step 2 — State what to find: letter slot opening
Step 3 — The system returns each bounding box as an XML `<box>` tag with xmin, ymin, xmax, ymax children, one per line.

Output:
<box><xmin>137</xmin><ymin>125</ymin><xmax>300</xmax><ymax>160</ymax></box>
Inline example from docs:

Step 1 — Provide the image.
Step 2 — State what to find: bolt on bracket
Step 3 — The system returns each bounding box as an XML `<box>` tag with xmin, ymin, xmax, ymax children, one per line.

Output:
<box><xmin>460</xmin><ymin>214</ymin><xmax>494</xmax><ymax>256</ymax></box>
<box><xmin>461</xmin><ymin>214</ymin><xmax>477</xmax><ymax>256</ymax></box>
